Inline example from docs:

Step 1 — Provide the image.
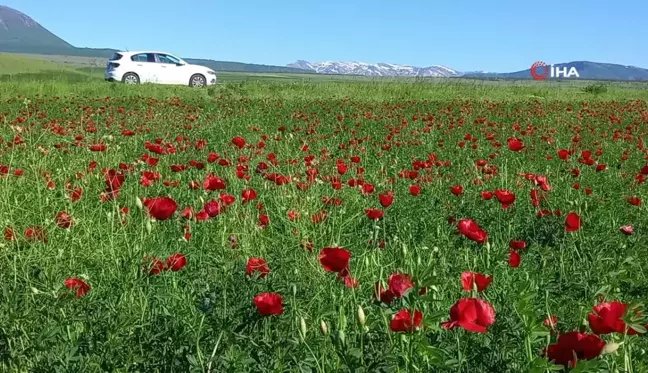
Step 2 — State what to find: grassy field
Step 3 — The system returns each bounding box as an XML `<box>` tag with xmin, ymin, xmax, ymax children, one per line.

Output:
<box><xmin>0</xmin><ymin>55</ymin><xmax>648</xmax><ymax>372</ymax></box>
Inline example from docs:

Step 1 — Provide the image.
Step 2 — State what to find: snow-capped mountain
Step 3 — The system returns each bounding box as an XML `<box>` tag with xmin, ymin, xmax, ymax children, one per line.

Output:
<box><xmin>288</xmin><ymin>60</ymin><xmax>460</xmax><ymax>77</ymax></box>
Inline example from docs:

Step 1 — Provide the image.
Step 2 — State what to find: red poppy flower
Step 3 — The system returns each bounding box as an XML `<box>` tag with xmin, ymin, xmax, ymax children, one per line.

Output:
<box><xmin>143</xmin><ymin>197</ymin><xmax>178</xmax><ymax>220</ymax></box>
<box><xmin>246</xmin><ymin>257</ymin><xmax>270</xmax><ymax>278</ymax></box>
<box><xmin>166</xmin><ymin>253</ymin><xmax>187</xmax><ymax>271</ymax></box>
<box><xmin>24</xmin><ymin>226</ymin><xmax>47</xmax><ymax>243</ymax></box>
<box><xmin>361</xmin><ymin>183</ymin><xmax>374</xmax><ymax>195</ymax></box>
<box><xmin>388</xmin><ymin>272</ymin><xmax>414</xmax><ymax>298</ymax></box>
<box><xmin>337</xmin><ymin>162</ymin><xmax>348</xmax><ymax>175</ymax></box>
<box><xmin>203</xmin><ymin>175</ymin><xmax>226</xmax><ymax>191</ymax></box>
<box><xmin>54</xmin><ymin>211</ymin><xmax>73</xmax><ymax>229</ymax></box>
<box><xmin>508</xmin><ymin>251</ymin><xmax>521</xmax><ymax>267</ymax></box>
<box><xmin>311</xmin><ymin>210</ymin><xmax>328</xmax><ymax>223</ymax></box>
<box><xmin>89</xmin><ymin>143</ymin><xmax>107</xmax><ymax>152</ymax></box>
<box><xmin>104</xmin><ymin>169</ymin><xmax>125</xmax><ymax>197</ymax></box>
<box><xmin>441</xmin><ymin>297</ymin><xmax>496</xmax><ymax>333</ymax></box>
<box><xmin>203</xmin><ymin>200</ymin><xmax>221</xmax><ymax>218</ymax></box>
<box><xmin>145</xmin><ymin>256</ymin><xmax>166</xmax><ymax>275</ymax></box>
<box><xmin>231</xmin><ymin>136</ymin><xmax>246</xmax><ymax>149</ymax></box>
<box><xmin>481</xmin><ymin>191</ymin><xmax>493</xmax><ymax>200</ymax></box>
<box><xmin>390</xmin><ymin>309</ymin><xmax>423</xmax><ymax>333</ymax></box>
<box><xmin>534</xmin><ymin>175</ymin><xmax>552</xmax><ymax>191</ymax></box>
<box><xmin>64</xmin><ymin>278</ymin><xmax>90</xmax><ymax>297</ymax></box>
<box><xmin>365</xmin><ymin>208</ymin><xmax>384</xmax><ymax>220</ymax></box>
<box><xmin>258</xmin><ymin>214</ymin><xmax>270</xmax><ymax>228</ymax></box>
<box><xmin>507</xmin><ymin>138</ymin><xmax>524</xmax><ymax>151</ymax></box>
<box><xmin>217</xmin><ymin>193</ymin><xmax>235</xmax><ymax>206</ymax></box>
<box><xmin>379</xmin><ymin>192</ymin><xmax>394</xmax><ymax>208</ymax></box>
<box><xmin>318</xmin><ymin>247</ymin><xmax>351</xmax><ymax>273</ymax></box>
<box><xmin>375</xmin><ymin>282</ymin><xmax>396</xmax><ymax>304</ymax></box>
<box><xmin>409</xmin><ymin>185</ymin><xmax>421</xmax><ymax>196</ymax></box>
<box><xmin>544</xmin><ymin>315</ymin><xmax>558</xmax><ymax>329</ymax></box>
<box><xmin>509</xmin><ymin>240</ymin><xmax>527</xmax><ymax>250</ymax></box>
<box><xmin>4</xmin><ymin>227</ymin><xmax>16</xmax><ymax>241</ymax></box>
<box><xmin>494</xmin><ymin>189</ymin><xmax>516</xmax><ymax>209</ymax></box>
<box><xmin>588</xmin><ymin>301</ymin><xmax>644</xmax><ymax>335</ymax></box>
<box><xmin>181</xmin><ymin>207</ymin><xmax>194</xmax><ymax>220</ymax></box>
<box><xmin>342</xmin><ymin>274</ymin><xmax>359</xmax><ymax>288</ymax></box>
<box><xmin>627</xmin><ymin>196</ymin><xmax>641</xmax><ymax>206</ymax></box>
<box><xmin>253</xmin><ymin>292</ymin><xmax>283</xmax><ymax>316</ymax></box>
<box><xmin>460</xmin><ymin>272</ymin><xmax>492</xmax><ymax>292</ymax></box>
<box><xmin>287</xmin><ymin>210</ymin><xmax>300</xmax><ymax>221</ymax></box>
<box><xmin>620</xmin><ymin>225</ymin><xmax>633</xmax><ymax>235</ymax></box>
<box><xmin>557</xmin><ymin>149</ymin><xmax>570</xmax><ymax>160</ymax></box>
<box><xmin>450</xmin><ymin>185</ymin><xmax>463</xmax><ymax>196</ymax></box>
<box><xmin>456</xmin><ymin>218</ymin><xmax>488</xmax><ymax>244</ymax></box>
<box><xmin>242</xmin><ymin>188</ymin><xmax>257</xmax><ymax>203</ymax></box>
<box><xmin>544</xmin><ymin>331</ymin><xmax>604</xmax><ymax>368</ymax></box>
<box><xmin>565</xmin><ymin>212</ymin><xmax>582</xmax><ymax>232</ymax></box>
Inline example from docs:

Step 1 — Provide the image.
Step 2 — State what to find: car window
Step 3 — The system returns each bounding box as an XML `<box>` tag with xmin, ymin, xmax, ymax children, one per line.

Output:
<box><xmin>109</xmin><ymin>53</ymin><xmax>123</xmax><ymax>61</ymax></box>
<box><xmin>131</xmin><ymin>53</ymin><xmax>155</xmax><ymax>63</ymax></box>
<box><xmin>156</xmin><ymin>54</ymin><xmax>181</xmax><ymax>64</ymax></box>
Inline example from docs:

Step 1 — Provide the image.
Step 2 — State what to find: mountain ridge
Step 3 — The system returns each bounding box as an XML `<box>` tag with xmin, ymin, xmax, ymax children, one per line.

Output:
<box><xmin>0</xmin><ymin>5</ymin><xmax>72</xmax><ymax>48</ymax></box>
<box><xmin>461</xmin><ymin>61</ymin><xmax>648</xmax><ymax>81</ymax></box>
<box><xmin>288</xmin><ymin>60</ymin><xmax>460</xmax><ymax>77</ymax></box>
<box><xmin>290</xmin><ymin>60</ymin><xmax>648</xmax><ymax>81</ymax></box>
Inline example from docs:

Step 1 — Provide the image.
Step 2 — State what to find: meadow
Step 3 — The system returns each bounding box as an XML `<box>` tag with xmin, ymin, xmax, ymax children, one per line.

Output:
<box><xmin>1</xmin><ymin>54</ymin><xmax>648</xmax><ymax>372</ymax></box>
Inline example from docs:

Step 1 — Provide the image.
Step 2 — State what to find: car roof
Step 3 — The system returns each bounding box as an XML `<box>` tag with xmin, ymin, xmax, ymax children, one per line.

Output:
<box><xmin>116</xmin><ymin>51</ymin><xmax>180</xmax><ymax>56</ymax></box>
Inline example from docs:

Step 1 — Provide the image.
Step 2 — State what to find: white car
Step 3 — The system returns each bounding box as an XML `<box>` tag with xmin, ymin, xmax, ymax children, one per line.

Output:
<box><xmin>105</xmin><ymin>51</ymin><xmax>217</xmax><ymax>87</ymax></box>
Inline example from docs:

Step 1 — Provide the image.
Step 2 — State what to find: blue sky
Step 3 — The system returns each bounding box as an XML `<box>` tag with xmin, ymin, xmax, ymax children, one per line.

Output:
<box><xmin>4</xmin><ymin>0</ymin><xmax>646</xmax><ymax>72</ymax></box>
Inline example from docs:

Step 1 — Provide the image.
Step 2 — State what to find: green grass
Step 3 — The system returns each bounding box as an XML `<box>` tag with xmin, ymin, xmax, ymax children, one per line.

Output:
<box><xmin>0</xmin><ymin>65</ymin><xmax>647</xmax><ymax>372</ymax></box>
<box><xmin>0</xmin><ymin>53</ymin><xmax>80</xmax><ymax>74</ymax></box>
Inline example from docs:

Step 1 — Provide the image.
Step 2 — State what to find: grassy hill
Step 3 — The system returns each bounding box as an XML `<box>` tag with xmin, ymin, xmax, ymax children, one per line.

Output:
<box><xmin>0</xmin><ymin>53</ymin><xmax>99</xmax><ymax>83</ymax></box>
<box><xmin>0</xmin><ymin>52</ymin><xmax>74</xmax><ymax>74</ymax></box>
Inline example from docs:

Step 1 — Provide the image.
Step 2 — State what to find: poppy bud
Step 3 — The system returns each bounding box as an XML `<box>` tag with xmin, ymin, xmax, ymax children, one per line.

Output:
<box><xmin>145</xmin><ymin>219</ymin><xmax>152</xmax><ymax>234</ymax></box>
<box><xmin>357</xmin><ymin>306</ymin><xmax>366</xmax><ymax>327</ymax></box>
<box><xmin>602</xmin><ymin>342</ymin><xmax>621</xmax><ymax>354</ymax></box>
<box><xmin>135</xmin><ymin>197</ymin><xmax>143</xmax><ymax>210</ymax></box>
<box><xmin>300</xmin><ymin>317</ymin><xmax>307</xmax><ymax>338</ymax></box>
<box><xmin>338</xmin><ymin>330</ymin><xmax>345</xmax><ymax>344</ymax></box>
<box><xmin>340</xmin><ymin>313</ymin><xmax>347</xmax><ymax>331</ymax></box>
<box><xmin>320</xmin><ymin>320</ymin><xmax>328</xmax><ymax>336</ymax></box>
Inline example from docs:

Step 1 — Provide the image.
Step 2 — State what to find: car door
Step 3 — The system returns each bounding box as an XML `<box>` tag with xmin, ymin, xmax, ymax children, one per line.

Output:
<box><xmin>129</xmin><ymin>53</ymin><xmax>156</xmax><ymax>83</ymax></box>
<box><xmin>154</xmin><ymin>53</ymin><xmax>185</xmax><ymax>84</ymax></box>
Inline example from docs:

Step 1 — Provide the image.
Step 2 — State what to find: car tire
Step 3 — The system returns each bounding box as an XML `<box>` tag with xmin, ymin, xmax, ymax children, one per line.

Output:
<box><xmin>189</xmin><ymin>74</ymin><xmax>206</xmax><ymax>88</ymax></box>
<box><xmin>122</xmin><ymin>72</ymin><xmax>140</xmax><ymax>85</ymax></box>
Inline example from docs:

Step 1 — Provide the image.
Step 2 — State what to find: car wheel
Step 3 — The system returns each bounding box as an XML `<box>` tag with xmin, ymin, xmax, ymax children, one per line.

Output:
<box><xmin>189</xmin><ymin>74</ymin><xmax>206</xmax><ymax>88</ymax></box>
<box><xmin>122</xmin><ymin>73</ymin><xmax>140</xmax><ymax>85</ymax></box>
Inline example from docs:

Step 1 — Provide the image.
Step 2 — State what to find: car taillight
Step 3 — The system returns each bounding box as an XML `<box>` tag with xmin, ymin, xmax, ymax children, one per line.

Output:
<box><xmin>109</xmin><ymin>63</ymin><xmax>120</xmax><ymax>68</ymax></box>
